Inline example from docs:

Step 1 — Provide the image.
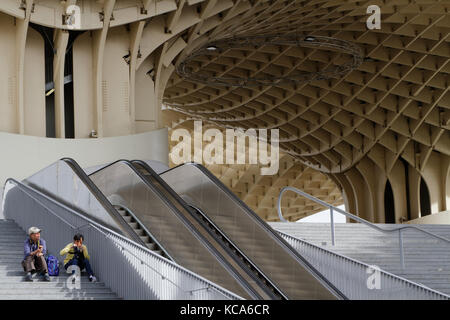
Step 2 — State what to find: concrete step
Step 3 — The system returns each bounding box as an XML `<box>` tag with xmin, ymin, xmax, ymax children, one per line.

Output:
<box><xmin>0</xmin><ymin>286</ymin><xmax>113</xmax><ymax>293</ymax></box>
<box><xmin>1</xmin><ymin>250</ymin><xmax>36</xmax><ymax>254</ymax></box>
<box><xmin>0</xmin><ymin>244</ymin><xmax>25</xmax><ymax>248</ymax></box>
<box><xmin>271</xmin><ymin>222</ymin><xmax>450</xmax><ymax>297</ymax></box>
<box><xmin>0</xmin><ymin>252</ymin><xmax>26</xmax><ymax>257</ymax></box>
<box><xmin>0</xmin><ymin>221</ymin><xmax>120</xmax><ymax>300</ymax></box>
<box><xmin>0</xmin><ymin>278</ymin><xmax>106</xmax><ymax>285</ymax></box>
<box><xmin>0</xmin><ymin>269</ymin><xmax>96</xmax><ymax>276</ymax></box>
<box><xmin>0</xmin><ymin>293</ymin><xmax>119</xmax><ymax>300</ymax></box>
<box><xmin>0</xmin><ymin>236</ymin><xmax>30</xmax><ymax>241</ymax></box>
<box><xmin>0</xmin><ymin>273</ymin><xmax>104</xmax><ymax>285</ymax></box>
<box><xmin>0</xmin><ymin>258</ymin><xmax>29</xmax><ymax>263</ymax></box>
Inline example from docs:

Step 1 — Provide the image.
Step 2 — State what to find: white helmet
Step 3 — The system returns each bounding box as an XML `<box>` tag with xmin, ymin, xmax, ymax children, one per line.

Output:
<box><xmin>28</xmin><ymin>226</ymin><xmax>41</xmax><ymax>236</ymax></box>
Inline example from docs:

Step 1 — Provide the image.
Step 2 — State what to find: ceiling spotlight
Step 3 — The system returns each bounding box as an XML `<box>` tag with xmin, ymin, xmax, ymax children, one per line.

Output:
<box><xmin>123</xmin><ymin>53</ymin><xmax>131</xmax><ymax>64</ymax></box>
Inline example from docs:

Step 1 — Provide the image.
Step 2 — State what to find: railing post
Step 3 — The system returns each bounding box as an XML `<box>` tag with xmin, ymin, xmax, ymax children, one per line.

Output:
<box><xmin>399</xmin><ymin>229</ymin><xmax>405</xmax><ymax>269</ymax></box>
<box><xmin>330</xmin><ymin>207</ymin><xmax>335</xmax><ymax>246</ymax></box>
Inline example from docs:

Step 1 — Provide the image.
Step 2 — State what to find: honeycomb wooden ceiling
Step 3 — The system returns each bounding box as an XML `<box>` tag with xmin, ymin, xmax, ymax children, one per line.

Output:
<box><xmin>163</xmin><ymin>0</ymin><xmax>450</xmax><ymax>176</ymax></box>
<box><xmin>167</xmin><ymin>117</ymin><xmax>344</xmax><ymax>221</ymax></box>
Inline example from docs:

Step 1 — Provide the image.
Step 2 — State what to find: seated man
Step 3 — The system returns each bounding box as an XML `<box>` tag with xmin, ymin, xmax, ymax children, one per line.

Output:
<box><xmin>60</xmin><ymin>233</ymin><xmax>97</xmax><ymax>282</ymax></box>
<box><xmin>22</xmin><ymin>227</ymin><xmax>50</xmax><ymax>282</ymax></box>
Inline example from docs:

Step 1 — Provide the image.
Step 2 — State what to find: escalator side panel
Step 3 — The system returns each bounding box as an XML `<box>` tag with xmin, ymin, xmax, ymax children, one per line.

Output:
<box><xmin>24</xmin><ymin>159</ymin><xmax>122</xmax><ymax>234</ymax></box>
<box><xmin>132</xmin><ymin>161</ymin><xmax>282</xmax><ymax>299</ymax></box>
<box><xmin>160</xmin><ymin>163</ymin><xmax>344</xmax><ymax>300</ymax></box>
<box><xmin>88</xmin><ymin>161</ymin><xmax>253</xmax><ymax>299</ymax></box>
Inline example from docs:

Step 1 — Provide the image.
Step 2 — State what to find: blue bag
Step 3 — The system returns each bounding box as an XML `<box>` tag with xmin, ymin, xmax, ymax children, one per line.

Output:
<box><xmin>46</xmin><ymin>255</ymin><xmax>59</xmax><ymax>276</ymax></box>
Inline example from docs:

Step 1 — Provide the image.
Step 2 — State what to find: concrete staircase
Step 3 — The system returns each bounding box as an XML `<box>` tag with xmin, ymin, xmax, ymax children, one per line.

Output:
<box><xmin>269</xmin><ymin>222</ymin><xmax>450</xmax><ymax>296</ymax></box>
<box><xmin>0</xmin><ymin>219</ymin><xmax>120</xmax><ymax>300</ymax></box>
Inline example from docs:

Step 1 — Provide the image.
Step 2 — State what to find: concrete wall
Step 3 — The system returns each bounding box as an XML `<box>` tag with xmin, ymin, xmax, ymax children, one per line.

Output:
<box><xmin>407</xmin><ymin>211</ymin><xmax>450</xmax><ymax>225</ymax></box>
<box><xmin>0</xmin><ymin>128</ymin><xmax>169</xmax><ymax>187</ymax></box>
<box><xmin>0</xmin><ymin>187</ymin><xmax>4</xmax><ymax>219</ymax></box>
<box><xmin>73</xmin><ymin>31</ymin><xmax>95</xmax><ymax>138</ymax></box>
<box><xmin>0</xmin><ymin>12</ymin><xmax>17</xmax><ymax>133</ymax></box>
<box><xmin>102</xmin><ymin>26</ymin><xmax>132</xmax><ymax>137</ymax></box>
<box><xmin>24</xmin><ymin>27</ymin><xmax>46</xmax><ymax>137</ymax></box>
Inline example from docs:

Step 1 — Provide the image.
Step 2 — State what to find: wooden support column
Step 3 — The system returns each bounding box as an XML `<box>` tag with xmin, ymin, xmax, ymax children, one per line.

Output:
<box><xmin>166</xmin><ymin>0</ymin><xmax>185</xmax><ymax>34</ymax></box>
<box><xmin>15</xmin><ymin>0</ymin><xmax>34</xmax><ymax>134</ymax></box>
<box><xmin>53</xmin><ymin>29</ymin><xmax>69</xmax><ymax>138</ymax></box>
<box><xmin>53</xmin><ymin>0</ymin><xmax>78</xmax><ymax>138</ymax></box>
<box><xmin>92</xmin><ymin>0</ymin><xmax>116</xmax><ymax>138</ymax></box>
<box><xmin>154</xmin><ymin>42</ymin><xmax>169</xmax><ymax>129</ymax></box>
<box><xmin>128</xmin><ymin>1</ymin><xmax>154</xmax><ymax>134</ymax></box>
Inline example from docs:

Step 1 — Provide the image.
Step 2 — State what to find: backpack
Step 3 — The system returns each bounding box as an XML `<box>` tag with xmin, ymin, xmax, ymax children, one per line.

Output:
<box><xmin>46</xmin><ymin>255</ymin><xmax>59</xmax><ymax>276</ymax></box>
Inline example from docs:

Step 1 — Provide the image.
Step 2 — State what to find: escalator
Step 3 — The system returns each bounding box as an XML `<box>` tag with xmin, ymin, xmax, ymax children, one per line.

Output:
<box><xmin>22</xmin><ymin>158</ymin><xmax>344</xmax><ymax>299</ymax></box>
<box><xmin>88</xmin><ymin>160</ymin><xmax>268</xmax><ymax>299</ymax></box>
<box><xmin>23</xmin><ymin>158</ymin><xmax>274</xmax><ymax>299</ymax></box>
<box><xmin>113</xmin><ymin>204</ymin><xmax>172</xmax><ymax>259</ymax></box>
<box><xmin>160</xmin><ymin>162</ymin><xmax>346</xmax><ymax>300</ymax></box>
<box><xmin>130</xmin><ymin>160</ymin><xmax>286</xmax><ymax>299</ymax></box>
<box><xmin>24</xmin><ymin>158</ymin><xmax>147</xmax><ymax>247</ymax></box>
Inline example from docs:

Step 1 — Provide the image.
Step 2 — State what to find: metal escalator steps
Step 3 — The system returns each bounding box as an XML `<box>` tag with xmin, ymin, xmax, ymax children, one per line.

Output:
<box><xmin>133</xmin><ymin>228</ymin><xmax>145</xmax><ymax>236</ymax></box>
<box><xmin>116</xmin><ymin>209</ymin><xmax>127</xmax><ymax>216</ymax></box>
<box><xmin>145</xmin><ymin>242</ymin><xmax>157</xmax><ymax>250</ymax></box>
<box><xmin>122</xmin><ymin>216</ymin><xmax>133</xmax><ymax>223</ymax></box>
<box><xmin>128</xmin><ymin>222</ymin><xmax>138</xmax><ymax>229</ymax></box>
<box><xmin>112</xmin><ymin>206</ymin><xmax>169</xmax><ymax>259</ymax></box>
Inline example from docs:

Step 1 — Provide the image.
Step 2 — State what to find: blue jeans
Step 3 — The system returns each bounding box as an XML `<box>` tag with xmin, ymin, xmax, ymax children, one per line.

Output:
<box><xmin>64</xmin><ymin>257</ymin><xmax>94</xmax><ymax>277</ymax></box>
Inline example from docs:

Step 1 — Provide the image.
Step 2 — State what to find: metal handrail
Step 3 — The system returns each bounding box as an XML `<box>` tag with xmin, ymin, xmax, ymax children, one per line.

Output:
<box><xmin>276</xmin><ymin>229</ymin><xmax>450</xmax><ymax>299</ymax></box>
<box><xmin>277</xmin><ymin>186</ymin><xmax>450</xmax><ymax>269</ymax></box>
<box><xmin>4</xmin><ymin>178</ymin><xmax>242</xmax><ymax>300</ymax></box>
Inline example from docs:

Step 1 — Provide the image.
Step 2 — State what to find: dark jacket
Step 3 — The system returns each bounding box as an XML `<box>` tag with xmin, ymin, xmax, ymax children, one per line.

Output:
<box><xmin>23</xmin><ymin>238</ymin><xmax>47</xmax><ymax>260</ymax></box>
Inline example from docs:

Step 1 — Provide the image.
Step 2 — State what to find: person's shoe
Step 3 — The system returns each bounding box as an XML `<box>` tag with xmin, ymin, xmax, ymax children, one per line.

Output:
<box><xmin>24</xmin><ymin>273</ymin><xmax>33</xmax><ymax>282</ymax></box>
<box><xmin>89</xmin><ymin>275</ymin><xmax>97</xmax><ymax>283</ymax></box>
<box><xmin>42</xmin><ymin>273</ymin><xmax>51</xmax><ymax>282</ymax></box>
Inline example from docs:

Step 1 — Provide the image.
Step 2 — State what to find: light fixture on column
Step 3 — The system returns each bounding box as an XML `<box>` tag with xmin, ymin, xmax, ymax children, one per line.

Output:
<box><xmin>89</xmin><ymin>130</ymin><xmax>98</xmax><ymax>138</ymax></box>
<box><xmin>123</xmin><ymin>52</ymin><xmax>131</xmax><ymax>64</ymax></box>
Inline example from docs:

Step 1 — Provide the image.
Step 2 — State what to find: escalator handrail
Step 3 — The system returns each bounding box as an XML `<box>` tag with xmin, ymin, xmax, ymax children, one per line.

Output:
<box><xmin>64</xmin><ymin>157</ymin><xmax>177</xmax><ymax>257</ymax></box>
<box><xmin>59</xmin><ymin>158</ymin><xmax>147</xmax><ymax>247</ymax></box>
<box><xmin>4</xmin><ymin>178</ymin><xmax>243</xmax><ymax>300</ymax></box>
<box><xmin>160</xmin><ymin>162</ymin><xmax>347</xmax><ymax>300</ymax></box>
<box><xmin>90</xmin><ymin>160</ymin><xmax>263</xmax><ymax>299</ymax></box>
<box><xmin>188</xmin><ymin>202</ymin><xmax>289</xmax><ymax>300</ymax></box>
